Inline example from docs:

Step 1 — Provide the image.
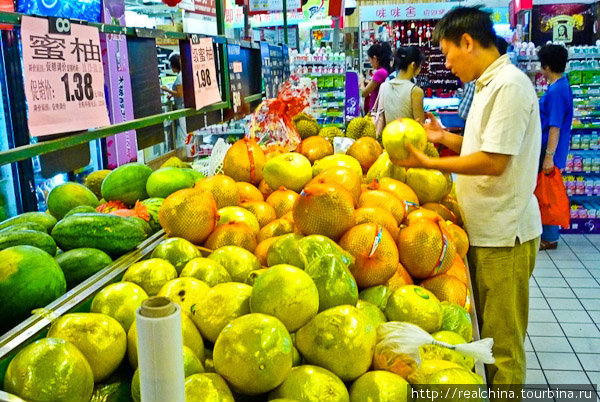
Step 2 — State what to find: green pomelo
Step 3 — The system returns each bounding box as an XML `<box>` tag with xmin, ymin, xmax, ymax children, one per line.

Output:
<box><xmin>420</xmin><ymin>331</ymin><xmax>475</xmax><ymax>370</ymax></box>
<box><xmin>366</xmin><ymin>151</ymin><xmax>406</xmax><ymax>182</ymax></box>
<box><xmin>151</xmin><ymin>237</ymin><xmax>201</xmax><ymax>274</ymax></box>
<box><xmin>90</xmin><ymin>282</ymin><xmax>148</xmax><ymax>331</ymax></box>
<box><xmin>298</xmin><ymin>235</ymin><xmax>354</xmax><ymax>267</ymax></box>
<box><xmin>263</xmin><ymin>152</ymin><xmax>313</xmax><ymax>193</ymax></box>
<box><xmin>440</xmin><ymin>301</ymin><xmax>473</xmax><ymax>342</ymax></box>
<box><xmin>122</xmin><ymin>258</ymin><xmax>178</xmax><ymax>296</ymax></box>
<box><xmin>359</xmin><ymin>285</ymin><xmax>392</xmax><ymax>311</ymax></box>
<box><xmin>385</xmin><ymin>285</ymin><xmax>442</xmax><ymax>333</ymax></box>
<box><xmin>355</xmin><ymin>299</ymin><xmax>387</xmax><ymax>329</ymax></box>
<box><xmin>180</xmin><ymin>257</ymin><xmax>231</xmax><ymax>287</ymax></box>
<box><xmin>267</xmin><ymin>233</ymin><xmax>306</xmax><ymax>268</ymax></box>
<box><xmin>349</xmin><ymin>371</ymin><xmax>411</xmax><ymax>402</ymax></box>
<box><xmin>405</xmin><ymin>168</ymin><xmax>452</xmax><ymax>204</ymax></box>
<box><xmin>157</xmin><ymin>277</ymin><xmax>210</xmax><ymax>317</ymax></box>
<box><xmin>305</xmin><ymin>255</ymin><xmax>358</xmax><ymax>312</ymax></box>
<box><xmin>269</xmin><ymin>365</ymin><xmax>349</xmax><ymax>402</ymax></box>
<box><xmin>208</xmin><ymin>246</ymin><xmax>261</xmax><ymax>283</ymax></box>
<box><xmin>184</xmin><ymin>373</ymin><xmax>234</xmax><ymax>402</ymax></box>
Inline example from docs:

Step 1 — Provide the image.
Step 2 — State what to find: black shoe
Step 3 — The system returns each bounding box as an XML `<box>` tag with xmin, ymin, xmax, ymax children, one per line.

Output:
<box><xmin>540</xmin><ymin>240</ymin><xmax>558</xmax><ymax>250</ymax></box>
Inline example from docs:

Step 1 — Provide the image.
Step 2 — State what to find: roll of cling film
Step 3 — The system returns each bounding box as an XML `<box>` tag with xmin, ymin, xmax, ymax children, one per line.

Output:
<box><xmin>369</xmin><ymin>226</ymin><xmax>384</xmax><ymax>257</ymax></box>
<box><xmin>428</xmin><ymin>221</ymin><xmax>450</xmax><ymax>277</ymax></box>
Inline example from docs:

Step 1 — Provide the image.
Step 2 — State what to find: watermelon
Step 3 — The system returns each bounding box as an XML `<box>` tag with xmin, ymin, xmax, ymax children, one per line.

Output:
<box><xmin>140</xmin><ymin>198</ymin><xmax>164</xmax><ymax>232</ymax></box>
<box><xmin>47</xmin><ymin>182</ymin><xmax>100</xmax><ymax>220</ymax></box>
<box><xmin>0</xmin><ymin>245</ymin><xmax>66</xmax><ymax>331</ymax></box>
<box><xmin>0</xmin><ymin>230</ymin><xmax>57</xmax><ymax>256</ymax></box>
<box><xmin>0</xmin><ymin>222</ymin><xmax>47</xmax><ymax>233</ymax></box>
<box><xmin>54</xmin><ymin>248</ymin><xmax>113</xmax><ymax>289</ymax></box>
<box><xmin>146</xmin><ymin>167</ymin><xmax>195</xmax><ymax>199</ymax></box>
<box><xmin>0</xmin><ymin>212</ymin><xmax>57</xmax><ymax>232</ymax></box>
<box><xmin>64</xmin><ymin>205</ymin><xmax>98</xmax><ymax>218</ymax></box>
<box><xmin>101</xmin><ymin>163</ymin><xmax>152</xmax><ymax>206</ymax></box>
<box><xmin>51</xmin><ymin>213</ymin><xmax>147</xmax><ymax>256</ymax></box>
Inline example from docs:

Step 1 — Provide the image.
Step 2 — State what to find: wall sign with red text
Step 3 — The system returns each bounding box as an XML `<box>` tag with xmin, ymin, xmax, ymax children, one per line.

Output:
<box><xmin>190</xmin><ymin>36</ymin><xmax>221</xmax><ymax>110</ymax></box>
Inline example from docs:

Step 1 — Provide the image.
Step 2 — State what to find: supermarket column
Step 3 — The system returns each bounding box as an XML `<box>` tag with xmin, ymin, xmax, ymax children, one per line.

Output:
<box><xmin>391</xmin><ymin>7</ymin><xmax>542</xmax><ymax>391</ymax></box>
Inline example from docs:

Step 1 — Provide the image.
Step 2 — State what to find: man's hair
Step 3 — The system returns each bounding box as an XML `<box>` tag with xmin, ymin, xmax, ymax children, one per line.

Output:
<box><xmin>496</xmin><ymin>37</ymin><xmax>508</xmax><ymax>55</ymax></box>
<box><xmin>169</xmin><ymin>53</ymin><xmax>181</xmax><ymax>71</ymax></box>
<box><xmin>538</xmin><ymin>44</ymin><xmax>568</xmax><ymax>73</ymax></box>
<box><xmin>433</xmin><ymin>6</ymin><xmax>497</xmax><ymax>48</ymax></box>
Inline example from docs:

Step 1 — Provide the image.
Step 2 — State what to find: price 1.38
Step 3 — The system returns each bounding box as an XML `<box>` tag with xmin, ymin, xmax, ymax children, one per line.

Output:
<box><xmin>61</xmin><ymin>73</ymin><xmax>94</xmax><ymax>102</ymax></box>
<box><xmin>196</xmin><ymin>69</ymin><xmax>212</xmax><ymax>89</ymax></box>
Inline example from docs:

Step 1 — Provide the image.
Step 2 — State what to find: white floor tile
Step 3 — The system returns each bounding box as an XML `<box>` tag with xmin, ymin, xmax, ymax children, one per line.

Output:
<box><xmin>584</xmin><ymin>261</ymin><xmax>600</xmax><ymax>269</ymax></box>
<box><xmin>560</xmin><ymin>323</ymin><xmax>600</xmax><ymax>337</ymax></box>
<box><xmin>526</xmin><ymin>351</ymin><xmax>540</xmax><ymax>369</ymax></box>
<box><xmin>573</xmin><ymin>287</ymin><xmax>600</xmax><ymax>298</ymax></box>
<box><xmin>529</xmin><ymin>298</ymin><xmax>551</xmax><ymax>310</ymax></box>
<box><xmin>537</xmin><ymin>277</ymin><xmax>569</xmax><ymax>287</ymax></box>
<box><xmin>544</xmin><ymin>370</ymin><xmax>590</xmax><ymax>385</ymax></box>
<box><xmin>530</xmin><ymin>336</ymin><xmax>572</xmax><ymax>352</ymax></box>
<box><xmin>568</xmin><ymin>278</ymin><xmax>600</xmax><ymax>288</ymax></box>
<box><xmin>525</xmin><ymin>336</ymin><xmax>534</xmax><ymax>351</ymax></box>
<box><xmin>526</xmin><ymin>369</ymin><xmax>547</xmax><ymax>385</ymax></box>
<box><xmin>528</xmin><ymin>309</ymin><xmax>556</xmax><ymax>322</ymax></box>
<box><xmin>527</xmin><ymin>322</ymin><xmax>563</xmax><ymax>336</ymax></box>
<box><xmin>537</xmin><ymin>352</ymin><xmax>582</xmax><ymax>370</ymax></box>
<box><xmin>559</xmin><ymin>268</ymin><xmax>593</xmax><ymax>278</ymax></box>
<box><xmin>546</xmin><ymin>298</ymin><xmax>584</xmax><ymax>310</ymax></box>
<box><xmin>530</xmin><ymin>287</ymin><xmax>543</xmax><ymax>297</ymax></box>
<box><xmin>535</xmin><ymin>260</ymin><xmax>557</xmax><ymax>268</ymax></box>
<box><xmin>554</xmin><ymin>260</ymin><xmax>585</xmax><ymax>269</ymax></box>
<box><xmin>586</xmin><ymin>371</ymin><xmax>600</xmax><ymax>387</ymax></box>
<box><xmin>534</xmin><ymin>268</ymin><xmax>563</xmax><ymax>278</ymax></box>
<box><xmin>577</xmin><ymin>353</ymin><xmax>600</xmax><ymax>371</ymax></box>
<box><xmin>569</xmin><ymin>337</ymin><xmax>600</xmax><ymax>354</ymax></box>
<box><xmin>589</xmin><ymin>311</ymin><xmax>600</xmax><ymax>323</ymax></box>
<box><xmin>580</xmin><ymin>298</ymin><xmax>600</xmax><ymax>310</ymax></box>
<box><xmin>575</xmin><ymin>253</ymin><xmax>600</xmax><ymax>261</ymax></box>
<box><xmin>553</xmin><ymin>310</ymin><xmax>593</xmax><ymax>324</ymax></box>
<box><xmin>541</xmin><ymin>287</ymin><xmax>576</xmax><ymax>298</ymax></box>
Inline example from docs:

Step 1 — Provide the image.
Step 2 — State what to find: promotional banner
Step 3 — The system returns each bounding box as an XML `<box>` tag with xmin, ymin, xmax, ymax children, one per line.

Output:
<box><xmin>531</xmin><ymin>3</ymin><xmax>594</xmax><ymax>45</ymax></box>
<box><xmin>359</xmin><ymin>3</ymin><xmax>451</xmax><ymax>22</ymax></box>
<box><xmin>101</xmin><ymin>0</ymin><xmax>138</xmax><ymax>168</ymax></box>
<box><xmin>304</xmin><ymin>0</ymin><xmax>330</xmax><ymax>22</ymax></box>
<box><xmin>21</xmin><ymin>16</ymin><xmax>110</xmax><ymax>137</ymax></box>
<box><xmin>249</xmin><ymin>0</ymin><xmax>300</xmax><ymax>13</ymax></box>
<box><xmin>345</xmin><ymin>71</ymin><xmax>360</xmax><ymax>121</ymax></box>
<box><xmin>190</xmin><ymin>37</ymin><xmax>221</xmax><ymax>110</ymax></box>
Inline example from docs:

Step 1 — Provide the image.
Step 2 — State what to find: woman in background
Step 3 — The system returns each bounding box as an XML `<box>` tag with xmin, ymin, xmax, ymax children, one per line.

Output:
<box><xmin>360</xmin><ymin>43</ymin><xmax>393</xmax><ymax>113</ymax></box>
<box><xmin>161</xmin><ymin>53</ymin><xmax>186</xmax><ymax>147</ymax></box>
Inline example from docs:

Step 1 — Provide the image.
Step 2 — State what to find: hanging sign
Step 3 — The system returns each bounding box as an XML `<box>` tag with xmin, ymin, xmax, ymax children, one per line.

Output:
<box><xmin>190</xmin><ymin>36</ymin><xmax>221</xmax><ymax>110</ymax></box>
<box><xmin>21</xmin><ymin>15</ymin><xmax>110</xmax><ymax>137</ymax></box>
<box><xmin>249</xmin><ymin>0</ymin><xmax>300</xmax><ymax>13</ymax></box>
<box><xmin>359</xmin><ymin>3</ymin><xmax>452</xmax><ymax>22</ymax></box>
<box><xmin>227</xmin><ymin>43</ymin><xmax>247</xmax><ymax>117</ymax></box>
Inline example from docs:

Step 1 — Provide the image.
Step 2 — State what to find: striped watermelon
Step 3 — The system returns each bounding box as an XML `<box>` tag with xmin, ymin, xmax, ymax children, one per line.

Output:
<box><xmin>141</xmin><ymin>198</ymin><xmax>164</xmax><ymax>232</ymax></box>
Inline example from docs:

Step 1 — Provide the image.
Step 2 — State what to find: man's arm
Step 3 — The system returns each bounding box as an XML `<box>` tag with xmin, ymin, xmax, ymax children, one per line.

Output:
<box><xmin>542</xmin><ymin>126</ymin><xmax>560</xmax><ymax>174</ymax></box>
<box><xmin>423</xmin><ymin>113</ymin><xmax>463</xmax><ymax>154</ymax></box>
<box><xmin>438</xmin><ymin>131</ymin><xmax>464</xmax><ymax>154</ymax></box>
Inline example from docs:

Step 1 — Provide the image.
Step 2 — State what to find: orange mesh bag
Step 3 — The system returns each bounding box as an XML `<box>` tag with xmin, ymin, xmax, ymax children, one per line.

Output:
<box><xmin>195</xmin><ymin>175</ymin><xmax>240</xmax><ymax>209</ymax></box>
<box><xmin>446</xmin><ymin>255</ymin><xmax>469</xmax><ymax>286</ymax></box>
<box><xmin>297</xmin><ymin>136</ymin><xmax>334</xmax><ymax>164</ymax></box>
<box><xmin>266</xmin><ymin>187</ymin><xmax>299</xmax><ymax>218</ymax></box>
<box><xmin>204</xmin><ymin>222</ymin><xmax>257</xmax><ymax>252</ymax></box>
<box><xmin>373</xmin><ymin>341</ymin><xmax>419</xmax><ymax>380</ymax></box>
<box><xmin>386</xmin><ymin>262</ymin><xmax>414</xmax><ymax>291</ymax></box>
<box><xmin>354</xmin><ymin>207</ymin><xmax>399</xmax><ymax>240</ymax></box>
<box><xmin>420</xmin><ymin>274</ymin><xmax>469</xmax><ymax>309</ymax></box>
<box><xmin>307</xmin><ymin>167</ymin><xmax>362</xmax><ymax>207</ymax></box>
<box><xmin>359</xmin><ymin>190</ymin><xmax>406</xmax><ymax>224</ymax></box>
<box><xmin>222</xmin><ymin>138</ymin><xmax>266</xmax><ymax>185</ymax></box>
<box><xmin>158</xmin><ymin>188</ymin><xmax>218</xmax><ymax>245</ymax></box>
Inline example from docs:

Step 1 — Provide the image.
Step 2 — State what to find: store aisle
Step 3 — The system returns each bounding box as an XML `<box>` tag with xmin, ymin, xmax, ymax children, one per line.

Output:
<box><xmin>526</xmin><ymin>234</ymin><xmax>600</xmax><ymax>396</ymax></box>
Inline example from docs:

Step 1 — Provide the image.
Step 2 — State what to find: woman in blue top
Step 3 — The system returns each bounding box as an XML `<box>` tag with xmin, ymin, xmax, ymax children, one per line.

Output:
<box><xmin>538</xmin><ymin>44</ymin><xmax>574</xmax><ymax>250</ymax></box>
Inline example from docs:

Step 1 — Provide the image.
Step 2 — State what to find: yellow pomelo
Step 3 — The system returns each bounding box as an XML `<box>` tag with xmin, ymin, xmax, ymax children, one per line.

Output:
<box><xmin>180</xmin><ymin>257</ymin><xmax>232</xmax><ymax>287</ymax></box>
<box><xmin>208</xmin><ymin>246</ymin><xmax>261</xmax><ymax>283</ymax></box>
<box><xmin>269</xmin><ymin>365</ymin><xmax>349</xmax><ymax>402</ymax></box>
<box><xmin>312</xmin><ymin>154</ymin><xmax>362</xmax><ymax>177</ymax></box>
<box><xmin>382</xmin><ymin>118</ymin><xmax>427</xmax><ymax>162</ymax></box>
<box><xmin>151</xmin><ymin>237</ymin><xmax>201</xmax><ymax>274</ymax></box>
<box><xmin>420</xmin><ymin>330</ymin><xmax>475</xmax><ymax>369</ymax></box>
<box><xmin>157</xmin><ymin>277</ymin><xmax>210</xmax><ymax>317</ymax></box>
<box><xmin>384</xmin><ymin>285</ymin><xmax>442</xmax><ymax>333</ymax></box>
<box><xmin>349</xmin><ymin>371</ymin><xmax>411</xmax><ymax>402</ymax></box>
<box><xmin>90</xmin><ymin>282</ymin><xmax>148</xmax><ymax>331</ymax></box>
<box><xmin>217</xmin><ymin>206</ymin><xmax>260</xmax><ymax>235</ymax></box>
<box><xmin>184</xmin><ymin>373</ymin><xmax>235</xmax><ymax>402</ymax></box>
<box><xmin>122</xmin><ymin>258</ymin><xmax>178</xmax><ymax>296</ymax></box>
<box><xmin>263</xmin><ymin>152</ymin><xmax>313</xmax><ymax>193</ymax></box>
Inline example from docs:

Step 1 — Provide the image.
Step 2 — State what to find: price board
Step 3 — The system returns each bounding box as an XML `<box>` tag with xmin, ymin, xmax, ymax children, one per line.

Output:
<box><xmin>190</xmin><ymin>36</ymin><xmax>221</xmax><ymax>110</ymax></box>
<box><xmin>269</xmin><ymin>44</ymin><xmax>284</xmax><ymax>96</ymax></box>
<box><xmin>227</xmin><ymin>43</ymin><xmax>247</xmax><ymax>118</ymax></box>
<box><xmin>21</xmin><ymin>16</ymin><xmax>110</xmax><ymax>137</ymax></box>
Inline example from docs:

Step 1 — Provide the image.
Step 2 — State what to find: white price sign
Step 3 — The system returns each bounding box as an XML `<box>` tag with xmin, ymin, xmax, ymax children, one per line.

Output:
<box><xmin>190</xmin><ymin>36</ymin><xmax>221</xmax><ymax>110</ymax></box>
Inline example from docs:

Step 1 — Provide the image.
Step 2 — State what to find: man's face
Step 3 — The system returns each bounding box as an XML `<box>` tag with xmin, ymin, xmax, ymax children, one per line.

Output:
<box><xmin>440</xmin><ymin>37</ymin><xmax>477</xmax><ymax>83</ymax></box>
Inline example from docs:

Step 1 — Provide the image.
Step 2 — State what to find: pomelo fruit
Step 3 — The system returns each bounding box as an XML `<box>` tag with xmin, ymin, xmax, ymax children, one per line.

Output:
<box><xmin>191</xmin><ymin>282</ymin><xmax>252</xmax><ymax>342</ymax></box>
<box><xmin>128</xmin><ymin>313</ymin><xmax>204</xmax><ymax>368</ymax></box>
<box><xmin>254</xmin><ymin>237</ymin><xmax>279</xmax><ymax>266</ymax></box>
<box><xmin>208</xmin><ymin>245</ymin><xmax>261</xmax><ymax>282</ymax></box>
<box><xmin>366</xmin><ymin>151</ymin><xmax>406</xmax><ymax>183</ymax></box>
<box><xmin>47</xmin><ymin>182</ymin><xmax>99</xmax><ymax>220</ymax></box>
<box><xmin>266</xmin><ymin>187</ymin><xmax>299</xmax><ymax>218</ymax></box>
<box><xmin>90</xmin><ymin>282</ymin><xmax>148</xmax><ymax>331</ymax></box>
<box><xmin>4</xmin><ymin>338</ymin><xmax>93</xmax><ymax>402</ymax></box>
<box><xmin>446</xmin><ymin>255</ymin><xmax>469</xmax><ymax>286</ymax></box>
<box><xmin>146</xmin><ymin>167</ymin><xmax>195</xmax><ymax>199</ymax></box>
<box><xmin>382</xmin><ymin>118</ymin><xmax>427</xmax><ymax>162</ymax></box>
<box><xmin>293</xmin><ymin>183</ymin><xmax>355</xmax><ymax>241</ymax></box>
<box><xmin>297</xmin><ymin>136</ymin><xmax>334</xmax><ymax>164</ymax></box>
<box><xmin>159</xmin><ymin>188</ymin><xmax>218</xmax><ymax>244</ymax></box>
<box><xmin>47</xmin><ymin>313</ymin><xmax>126</xmax><ymax>382</ymax></box>
<box><xmin>307</xmin><ymin>166</ymin><xmax>362</xmax><ymax>207</ymax></box>
<box><xmin>297</xmin><ymin>234</ymin><xmax>355</xmax><ymax>268</ymax></box>
<box><xmin>355</xmin><ymin>299</ymin><xmax>386</xmax><ymax>328</ymax></box>
<box><xmin>354</xmin><ymin>207</ymin><xmax>399</xmax><ymax>240</ymax></box>
<box><xmin>269</xmin><ymin>365</ymin><xmax>349</xmax><ymax>402</ymax></box>
<box><xmin>122</xmin><ymin>258</ymin><xmax>178</xmax><ymax>296</ymax></box>
<box><xmin>213</xmin><ymin>313</ymin><xmax>293</xmax><ymax>394</ymax></box>
<box><xmin>182</xmin><ymin>168</ymin><xmax>205</xmax><ymax>184</ymax></box>
<box><xmin>346</xmin><ymin>136</ymin><xmax>383</xmax><ymax>173</ymax></box>
<box><xmin>385</xmin><ymin>262</ymin><xmax>414</xmax><ymax>291</ymax></box>
<box><xmin>184</xmin><ymin>373</ymin><xmax>234</xmax><ymax>402</ymax></box>
<box><xmin>423</xmin><ymin>202</ymin><xmax>457</xmax><ymax>224</ymax></box>
<box><xmin>245</xmin><ymin>268</ymin><xmax>269</xmax><ymax>285</ymax></box>
<box><xmin>250</xmin><ymin>264</ymin><xmax>319</xmax><ymax>331</ymax></box>
<box><xmin>423</xmin><ymin>367</ymin><xmax>483</xmax><ymax>386</ymax></box>
<box><xmin>421</xmin><ymin>274</ymin><xmax>469</xmax><ymax>309</ymax></box>
<box><xmin>151</xmin><ymin>237</ymin><xmax>201</xmax><ymax>274</ymax></box>
<box><xmin>195</xmin><ymin>174</ymin><xmax>240</xmax><ymax>208</ymax></box>
<box><xmin>180</xmin><ymin>257</ymin><xmax>231</xmax><ymax>287</ymax></box>
<box><xmin>222</xmin><ymin>138</ymin><xmax>266</xmax><ymax>185</ymax></box>
<box><xmin>258</xmin><ymin>178</ymin><xmax>274</xmax><ymax>199</ymax></box>
<box><xmin>446</xmin><ymin>222</ymin><xmax>469</xmax><ymax>259</ymax></box>
<box><xmin>217</xmin><ymin>206</ymin><xmax>260</xmax><ymax>235</ymax></box>
<box><xmin>339</xmin><ymin>223</ymin><xmax>399</xmax><ymax>288</ymax></box>
<box><xmin>236</xmin><ymin>181</ymin><xmax>264</xmax><ymax>202</ymax></box>
<box><xmin>204</xmin><ymin>221</ymin><xmax>257</xmax><ymax>252</ymax></box>
<box><xmin>367</xmin><ymin>177</ymin><xmax>420</xmax><ymax>207</ymax></box>
<box><xmin>358</xmin><ymin>190</ymin><xmax>406</xmax><ymax>225</ymax></box>
<box><xmin>263</xmin><ymin>152</ymin><xmax>313</xmax><ymax>193</ymax></box>
<box><xmin>440</xmin><ymin>194</ymin><xmax>464</xmax><ymax>226</ymax></box>
<box><xmin>359</xmin><ymin>285</ymin><xmax>392</xmax><ymax>311</ymax></box>
<box><xmin>440</xmin><ymin>301</ymin><xmax>473</xmax><ymax>342</ymax></box>
<box><xmin>397</xmin><ymin>217</ymin><xmax>456</xmax><ymax>279</ymax></box>
<box><xmin>305</xmin><ymin>255</ymin><xmax>359</xmax><ymax>312</ymax></box>
<box><xmin>295</xmin><ymin>305</ymin><xmax>376</xmax><ymax>381</ymax></box>
<box><xmin>405</xmin><ymin>207</ymin><xmax>442</xmax><ymax>226</ymax></box>
<box><xmin>257</xmin><ymin>217</ymin><xmax>295</xmax><ymax>243</ymax></box>
<box><xmin>84</xmin><ymin>169</ymin><xmax>110</xmax><ymax>199</ymax></box>
<box><xmin>349</xmin><ymin>371</ymin><xmax>411</xmax><ymax>402</ymax></box>
<box><xmin>405</xmin><ymin>168</ymin><xmax>452</xmax><ymax>204</ymax></box>
<box><xmin>407</xmin><ymin>359</ymin><xmax>464</xmax><ymax>385</ymax></box>
<box><xmin>312</xmin><ymin>154</ymin><xmax>362</xmax><ymax>177</ymax></box>
<box><xmin>241</xmin><ymin>201</ymin><xmax>277</xmax><ymax>228</ymax></box>
<box><xmin>420</xmin><ymin>331</ymin><xmax>474</xmax><ymax>369</ymax></box>
<box><xmin>157</xmin><ymin>277</ymin><xmax>210</xmax><ymax>317</ymax></box>
<box><xmin>385</xmin><ymin>285</ymin><xmax>442</xmax><ymax>333</ymax></box>
<box><xmin>373</xmin><ymin>342</ymin><xmax>418</xmax><ymax>379</ymax></box>
<box><xmin>266</xmin><ymin>233</ymin><xmax>305</xmax><ymax>268</ymax></box>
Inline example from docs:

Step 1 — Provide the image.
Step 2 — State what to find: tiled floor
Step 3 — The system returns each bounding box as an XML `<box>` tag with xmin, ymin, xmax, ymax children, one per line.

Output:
<box><xmin>526</xmin><ymin>234</ymin><xmax>600</xmax><ymax>398</ymax></box>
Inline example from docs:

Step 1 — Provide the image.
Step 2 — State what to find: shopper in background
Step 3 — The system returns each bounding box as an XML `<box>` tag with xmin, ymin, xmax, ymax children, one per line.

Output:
<box><xmin>161</xmin><ymin>53</ymin><xmax>186</xmax><ymax>147</ymax></box>
<box><xmin>537</xmin><ymin>44</ymin><xmax>574</xmax><ymax>251</ymax></box>
<box><xmin>375</xmin><ymin>46</ymin><xmax>425</xmax><ymax>124</ymax></box>
<box><xmin>392</xmin><ymin>6</ymin><xmax>542</xmax><ymax>389</ymax></box>
<box><xmin>360</xmin><ymin>43</ymin><xmax>393</xmax><ymax>113</ymax></box>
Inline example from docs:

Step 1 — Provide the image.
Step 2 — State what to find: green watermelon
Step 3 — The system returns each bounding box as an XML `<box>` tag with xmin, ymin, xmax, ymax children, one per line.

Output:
<box><xmin>0</xmin><ymin>230</ymin><xmax>57</xmax><ymax>256</ymax></box>
<box><xmin>0</xmin><ymin>246</ymin><xmax>66</xmax><ymax>332</ymax></box>
<box><xmin>140</xmin><ymin>198</ymin><xmax>164</xmax><ymax>232</ymax></box>
<box><xmin>54</xmin><ymin>248</ymin><xmax>113</xmax><ymax>289</ymax></box>
<box><xmin>101</xmin><ymin>163</ymin><xmax>152</xmax><ymax>206</ymax></box>
<box><xmin>0</xmin><ymin>222</ymin><xmax>47</xmax><ymax>233</ymax></box>
<box><xmin>146</xmin><ymin>167</ymin><xmax>195</xmax><ymax>199</ymax></box>
<box><xmin>0</xmin><ymin>212</ymin><xmax>57</xmax><ymax>232</ymax></box>
<box><xmin>47</xmin><ymin>182</ymin><xmax>99</xmax><ymax>220</ymax></box>
<box><xmin>64</xmin><ymin>205</ymin><xmax>98</xmax><ymax>218</ymax></box>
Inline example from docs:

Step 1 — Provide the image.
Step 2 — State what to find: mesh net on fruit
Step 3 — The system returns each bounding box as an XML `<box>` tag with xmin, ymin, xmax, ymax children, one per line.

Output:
<box><xmin>194</xmin><ymin>138</ymin><xmax>231</xmax><ymax>177</ymax></box>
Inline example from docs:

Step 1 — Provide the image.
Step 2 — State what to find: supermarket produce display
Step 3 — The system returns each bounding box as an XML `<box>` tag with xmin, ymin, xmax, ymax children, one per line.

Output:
<box><xmin>0</xmin><ymin>111</ymin><xmax>492</xmax><ymax>401</ymax></box>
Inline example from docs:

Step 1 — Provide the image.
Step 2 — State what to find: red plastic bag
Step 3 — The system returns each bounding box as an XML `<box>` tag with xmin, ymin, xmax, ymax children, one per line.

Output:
<box><xmin>534</xmin><ymin>167</ymin><xmax>570</xmax><ymax>229</ymax></box>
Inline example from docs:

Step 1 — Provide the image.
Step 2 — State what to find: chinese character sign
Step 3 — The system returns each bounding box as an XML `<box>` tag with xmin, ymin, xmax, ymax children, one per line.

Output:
<box><xmin>21</xmin><ymin>16</ymin><xmax>109</xmax><ymax>137</ymax></box>
<box><xmin>191</xmin><ymin>37</ymin><xmax>221</xmax><ymax>110</ymax></box>
<box><xmin>360</xmin><ymin>3</ymin><xmax>451</xmax><ymax>21</ymax></box>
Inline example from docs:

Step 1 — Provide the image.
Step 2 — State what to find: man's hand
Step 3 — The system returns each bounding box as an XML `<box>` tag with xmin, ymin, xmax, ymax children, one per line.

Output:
<box><xmin>423</xmin><ymin>112</ymin><xmax>446</xmax><ymax>144</ymax></box>
<box><xmin>161</xmin><ymin>85</ymin><xmax>170</xmax><ymax>92</ymax></box>
<box><xmin>542</xmin><ymin>154</ymin><xmax>555</xmax><ymax>174</ymax></box>
<box><xmin>389</xmin><ymin>144</ymin><xmax>433</xmax><ymax>169</ymax></box>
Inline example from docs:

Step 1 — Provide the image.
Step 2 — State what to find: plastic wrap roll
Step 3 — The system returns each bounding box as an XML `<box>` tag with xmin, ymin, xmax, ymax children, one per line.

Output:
<box><xmin>136</xmin><ymin>297</ymin><xmax>185</xmax><ymax>402</ymax></box>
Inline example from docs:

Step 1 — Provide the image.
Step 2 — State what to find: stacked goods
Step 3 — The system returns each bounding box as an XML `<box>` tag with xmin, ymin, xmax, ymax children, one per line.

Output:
<box><xmin>1</xmin><ymin>118</ymin><xmax>485</xmax><ymax>401</ymax></box>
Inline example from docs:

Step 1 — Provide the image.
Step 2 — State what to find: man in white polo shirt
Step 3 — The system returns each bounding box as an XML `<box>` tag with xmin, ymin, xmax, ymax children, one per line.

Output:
<box><xmin>395</xmin><ymin>6</ymin><xmax>542</xmax><ymax>387</ymax></box>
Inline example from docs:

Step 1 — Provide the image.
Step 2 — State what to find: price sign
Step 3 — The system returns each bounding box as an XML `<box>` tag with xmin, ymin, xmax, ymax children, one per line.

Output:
<box><xmin>21</xmin><ymin>16</ymin><xmax>110</xmax><ymax>137</ymax></box>
<box><xmin>190</xmin><ymin>36</ymin><xmax>221</xmax><ymax>110</ymax></box>
<box><xmin>227</xmin><ymin>43</ymin><xmax>247</xmax><ymax>118</ymax></box>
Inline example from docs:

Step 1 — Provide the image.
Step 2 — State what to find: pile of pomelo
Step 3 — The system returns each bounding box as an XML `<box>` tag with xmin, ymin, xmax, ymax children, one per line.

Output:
<box><xmin>1</xmin><ymin>118</ymin><xmax>486</xmax><ymax>401</ymax></box>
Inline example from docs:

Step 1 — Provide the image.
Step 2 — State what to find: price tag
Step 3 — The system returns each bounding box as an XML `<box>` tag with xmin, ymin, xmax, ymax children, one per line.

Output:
<box><xmin>190</xmin><ymin>36</ymin><xmax>221</xmax><ymax>110</ymax></box>
<box><xmin>227</xmin><ymin>43</ymin><xmax>247</xmax><ymax>118</ymax></box>
<box><xmin>21</xmin><ymin>16</ymin><xmax>110</xmax><ymax>137</ymax></box>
